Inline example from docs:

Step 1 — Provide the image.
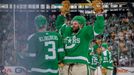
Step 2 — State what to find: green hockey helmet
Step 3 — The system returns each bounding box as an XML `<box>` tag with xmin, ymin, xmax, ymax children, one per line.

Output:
<box><xmin>72</xmin><ymin>16</ymin><xmax>86</xmax><ymax>26</ymax></box>
<box><xmin>34</xmin><ymin>15</ymin><xmax>47</xmax><ymax>29</ymax></box>
<box><xmin>101</xmin><ymin>43</ymin><xmax>109</xmax><ymax>49</ymax></box>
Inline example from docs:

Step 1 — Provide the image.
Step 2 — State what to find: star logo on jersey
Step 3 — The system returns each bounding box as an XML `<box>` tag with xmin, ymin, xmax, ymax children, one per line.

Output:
<box><xmin>64</xmin><ymin>37</ymin><xmax>70</xmax><ymax>43</ymax></box>
<box><xmin>64</xmin><ymin>36</ymin><xmax>80</xmax><ymax>49</ymax></box>
<box><xmin>68</xmin><ymin>39</ymin><xmax>72</xmax><ymax>43</ymax></box>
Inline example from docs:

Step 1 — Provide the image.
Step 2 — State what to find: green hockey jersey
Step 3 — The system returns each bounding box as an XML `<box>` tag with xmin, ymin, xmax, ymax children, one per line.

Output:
<box><xmin>27</xmin><ymin>31</ymin><xmax>65</xmax><ymax>75</ymax></box>
<box><xmin>56</xmin><ymin>15</ymin><xmax>104</xmax><ymax>64</ymax></box>
<box><xmin>88</xmin><ymin>48</ymin><xmax>99</xmax><ymax>70</ymax></box>
<box><xmin>100</xmin><ymin>49</ymin><xmax>113</xmax><ymax>70</ymax></box>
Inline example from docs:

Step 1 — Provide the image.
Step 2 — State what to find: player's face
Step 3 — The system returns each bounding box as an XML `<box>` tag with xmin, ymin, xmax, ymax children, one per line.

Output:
<box><xmin>72</xmin><ymin>21</ymin><xmax>80</xmax><ymax>32</ymax></box>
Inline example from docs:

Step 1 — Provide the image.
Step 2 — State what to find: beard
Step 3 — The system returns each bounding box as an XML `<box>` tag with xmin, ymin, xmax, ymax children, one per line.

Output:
<box><xmin>72</xmin><ymin>27</ymin><xmax>80</xmax><ymax>33</ymax></box>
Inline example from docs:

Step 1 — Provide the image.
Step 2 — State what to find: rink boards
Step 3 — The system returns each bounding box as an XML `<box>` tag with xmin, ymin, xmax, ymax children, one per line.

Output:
<box><xmin>1</xmin><ymin>66</ymin><xmax>134</xmax><ymax>75</ymax></box>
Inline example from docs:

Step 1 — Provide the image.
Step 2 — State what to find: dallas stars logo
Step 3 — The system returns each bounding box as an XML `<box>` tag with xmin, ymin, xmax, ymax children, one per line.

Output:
<box><xmin>68</xmin><ymin>38</ymin><xmax>72</xmax><ymax>43</ymax></box>
<box><xmin>64</xmin><ymin>36</ymin><xmax>80</xmax><ymax>49</ymax></box>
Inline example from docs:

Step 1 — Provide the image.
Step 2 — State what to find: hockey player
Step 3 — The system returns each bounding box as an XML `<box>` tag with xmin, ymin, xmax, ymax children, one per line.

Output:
<box><xmin>100</xmin><ymin>43</ymin><xmax>113</xmax><ymax>75</ymax></box>
<box><xmin>26</xmin><ymin>15</ymin><xmax>65</xmax><ymax>75</ymax></box>
<box><xmin>88</xmin><ymin>47</ymin><xmax>99</xmax><ymax>75</ymax></box>
<box><xmin>93</xmin><ymin>39</ymin><xmax>102</xmax><ymax>54</ymax></box>
<box><xmin>55</xmin><ymin>11</ymin><xmax>104</xmax><ymax>75</ymax></box>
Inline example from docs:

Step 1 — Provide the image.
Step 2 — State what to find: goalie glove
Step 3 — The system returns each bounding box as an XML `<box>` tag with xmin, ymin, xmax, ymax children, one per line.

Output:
<box><xmin>87</xmin><ymin>0</ymin><xmax>104</xmax><ymax>14</ymax></box>
<box><xmin>60</xmin><ymin>0</ymin><xmax>71</xmax><ymax>15</ymax></box>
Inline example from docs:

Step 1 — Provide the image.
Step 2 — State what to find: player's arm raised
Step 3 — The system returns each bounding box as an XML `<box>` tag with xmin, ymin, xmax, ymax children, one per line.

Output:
<box><xmin>55</xmin><ymin>0</ymin><xmax>71</xmax><ymax>32</ymax></box>
<box><xmin>92</xmin><ymin>0</ymin><xmax>105</xmax><ymax>35</ymax></box>
<box><xmin>94</xmin><ymin>14</ymin><xmax>104</xmax><ymax>35</ymax></box>
<box><xmin>55</xmin><ymin>14</ymin><xmax>66</xmax><ymax>31</ymax></box>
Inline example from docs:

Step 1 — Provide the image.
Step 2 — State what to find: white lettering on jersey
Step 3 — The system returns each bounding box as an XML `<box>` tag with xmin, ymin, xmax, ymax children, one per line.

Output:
<box><xmin>39</xmin><ymin>36</ymin><xmax>58</xmax><ymax>42</ymax></box>
<box><xmin>45</xmin><ymin>41</ymin><xmax>56</xmax><ymax>60</ymax></box>
<box><xmin>64</xmin><ymin>36</ymin><xmax>80</xmax><ymax>49</ymax></box>
<box><xmin>65</xmin><ymin>44</ymin><xmax>75</xmax><ymax>49</ymax></box>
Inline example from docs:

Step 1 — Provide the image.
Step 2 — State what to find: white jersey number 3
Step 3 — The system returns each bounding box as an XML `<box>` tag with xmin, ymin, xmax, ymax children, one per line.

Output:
<box><xmin>45</xmin><ymin>41</ymin><xmax>56</xmax><ymax>60</ymax></box>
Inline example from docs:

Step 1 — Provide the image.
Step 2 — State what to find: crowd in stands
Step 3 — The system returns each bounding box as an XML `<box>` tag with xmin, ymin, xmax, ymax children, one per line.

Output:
<box><xmin>0</xmin><ymin>12</ymin><xmax>134</xmax><ymax>67</ymax></box>
<box><xmin>104</xmin><ymin>14</ymin><xmax>134</xmax><ymax>67</ymax></box>
<box><xmin>0</xmin><ymin>13</ymin><xmax>15</xmax><ymax>65</ymax></box>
